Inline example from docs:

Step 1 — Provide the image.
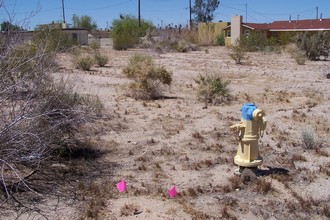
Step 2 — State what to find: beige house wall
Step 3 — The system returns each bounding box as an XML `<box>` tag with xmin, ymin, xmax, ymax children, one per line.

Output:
<box><xmin>231</xmin><ymin>16</ymin><xmax>243</xmax><ymax>45</ymax></box>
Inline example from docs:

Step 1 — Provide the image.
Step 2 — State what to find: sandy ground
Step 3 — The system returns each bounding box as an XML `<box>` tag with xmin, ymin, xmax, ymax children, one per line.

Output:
<box><xmin>3</xmin><ymin>46</ymin><xmax>330</xmax><ymax>219</ymax></box>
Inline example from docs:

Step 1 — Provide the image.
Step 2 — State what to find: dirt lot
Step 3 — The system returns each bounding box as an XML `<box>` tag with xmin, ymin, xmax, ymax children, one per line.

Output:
<box><xmin>3</xmin><ymin>46</ymin><xmax>330</xmax><ymax>219</ymax></box>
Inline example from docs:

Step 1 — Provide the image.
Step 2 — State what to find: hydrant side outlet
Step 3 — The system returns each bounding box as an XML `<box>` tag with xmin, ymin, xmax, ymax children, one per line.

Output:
<box><xmin>230</xmin><ymin>103</ymin><xmax>267</xmax><ymax>168</ymax></box>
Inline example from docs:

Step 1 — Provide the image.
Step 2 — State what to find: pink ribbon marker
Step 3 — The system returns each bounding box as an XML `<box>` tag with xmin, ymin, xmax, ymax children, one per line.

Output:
<box><xmin>116</xmin><ymin>179</ymin><xmax>126</xmax><ymax>192</ymax></box>
<box><xmin>168</xmin><ymin>185</ymin><xmax>177</xmax><ymax>198</ymax></box>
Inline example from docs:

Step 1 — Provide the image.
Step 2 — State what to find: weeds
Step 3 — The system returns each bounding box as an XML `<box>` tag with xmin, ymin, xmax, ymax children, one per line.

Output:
<box><xmin>194</xmin><ymin>72</ymin><xmax>231</xmax><ymax>104</ymax></box>
<box><xmin>229</xmin><ymin>40</ymin><xmax>247</xmax><ymax>64</ymax></box>
<box><xmin>301</xmin><ymin>129</ymin><xmax>317</xmax><ymax>149</ymax></box>
<box><xmin>254</xmin><ymin>178</ymin><xmax>272</xmax><ymax>195</ymax></box>
<box><xmin>74</xmin><ymin>55</ymin><xmax>95</xmax><ymax>71</ymax></box>
<box><xmin>122</xmin><ymin>54</ymin><xmax>172</xmax><ymax>99</ymax></box>
<box><xmin>94</xmin><ymin>53</ymin><xmax>109</xmax><ymax>67</ymax></box>
<box><xmin>120</xmin><ymin>203</ymin><xmax>140</xmax><ymax>216</ymax></box>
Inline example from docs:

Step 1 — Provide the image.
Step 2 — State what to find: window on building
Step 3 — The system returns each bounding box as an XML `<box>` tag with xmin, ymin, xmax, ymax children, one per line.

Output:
<box><xmin>72</xmin><ymin>33</ymin><xmax>78</xmax><ymax>41</ymax></box>
<box><xmin>244</xmin><ymin>29</ymin><xmax>250</xmax><ymax>36</ymax></box>
<box><xmin>227</xmin><ymin>30</ymin><xmax>231</xmax><ymax>37</ymax></box>
<box><xmin>272</xmin><ymin>32</ymin><xmax>278</xmax><ymax>38</ymax></box>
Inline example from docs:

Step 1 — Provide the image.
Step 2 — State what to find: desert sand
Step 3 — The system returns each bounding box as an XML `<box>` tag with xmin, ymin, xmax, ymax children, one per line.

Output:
<box><xmin>4</xmin><ymin>45</ymin><xmax>329</xmax><ymax>219</ymax></box>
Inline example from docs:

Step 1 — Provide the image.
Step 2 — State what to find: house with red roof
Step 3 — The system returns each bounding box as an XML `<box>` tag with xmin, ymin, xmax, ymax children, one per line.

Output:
<box><xmin>222</xmin><ymin>15</ymin><xmax>330</xmax><ymax>46</ymax></box>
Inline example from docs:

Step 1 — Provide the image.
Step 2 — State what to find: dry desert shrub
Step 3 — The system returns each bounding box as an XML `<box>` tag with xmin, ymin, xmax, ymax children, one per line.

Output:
<box><xmin>73</xmin><ymin>54</ymin><xmax>95</xmax><ymax>71</ymax></box>
<box><xmin>301</xmin><ymin>129</ymin><xmax>318</xmax><ymax>149</ymax></box>
<box><xmin>194</xmin><ymin>72</ymin><xmax>231</xmax><ymax>105</ymax></box>
<box><xmin>94</xmin><ymin>53</ymin><xmax>109</xmax><ymax>67</ymax></box>
<box><xmin>122</xmin><ymin>54</ymin><xmax>172</xmax><ymax>99</ymax></box>
<box><xmin>229</xmin><ymin>39</ymin><xmax>247</xmax><ymax>64</ymax></box>
<box><xmin>0</xmin><ymin>30</ymin><xmax>102</xmax><ymax>207</ymax></box>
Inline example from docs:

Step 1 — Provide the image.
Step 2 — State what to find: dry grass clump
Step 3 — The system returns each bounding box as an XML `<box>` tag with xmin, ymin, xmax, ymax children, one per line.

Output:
<box><xmin>75</xmin><ymin>55</ymin><xmax>95</xmax><ymax>70</ymax></box>
<box><xmin>291</xmin><ymin>154</ymin><xmax>307</xmax><ymax>162</ymax></box>
<box><xmin>123</xmin><ymin>54</ymin><xmax>172</xmax><ymax>99</ymax></box>
<box><xmin>179</xmin><ymin>200</ymin><xmax>211</xmax><ymax>219</ymax></box>
<box><xmin>192</xmin><ymin>131</ymin><xmax>204</xmax><ymax>140</ymax></box>
<box><xmin>253</xmin><ymin>178</ymin><xmax>272</xmax><ymax>194</ymax></box>
<box><xmin>78</xmin><ymin>181</ymin><xmax>114</xmax><ymax>219</ymax></box>
<box><xmin>120</xmin><ymin>203</ymin><xmax>141</xmax><ymax>216</ymax></box>
<box><xmin>301</xmin><ymin>129</ymin><xmax>318</xmax><ymax>149</ymax></box>
<box><xmin>220</xmin><ymin>206</ymin><xmax>237</xmax><ymax>219</ymax></box>
<box><xmin>94</xmin><ymin>53</ymin><xmax>109</xmax><ymax>67</ymax></box>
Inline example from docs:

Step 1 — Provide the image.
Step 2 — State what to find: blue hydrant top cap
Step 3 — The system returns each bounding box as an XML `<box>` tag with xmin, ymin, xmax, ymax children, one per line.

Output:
<box><xmin>240</xmin><ymin>103</ymin><xmax>257</xmax><ymax>120</ymax></box>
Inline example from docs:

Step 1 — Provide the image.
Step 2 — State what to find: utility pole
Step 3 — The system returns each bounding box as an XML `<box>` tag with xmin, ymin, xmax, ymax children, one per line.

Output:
<box><xmin>138</xmin><ymin>0</ymin><xmax>141</xmax><ymax>28</ymax></box>
<box><xmin>189</xmin><ymin>0</ymin><xmax>192</xmax><ymax>30</ymax></box>
<box><xmin>316</xmin><ymin>6</ymin><xmax>318</xmax><ymax>19</ymax></box>
<box><xmin>61</xmin><ymin>0</ymin><xmax>66</xmax><ymax>23</ymax></box>
<box><xmin>245</xmin><ymin>3</ymin><xmax>247</xmax><ymax>22</ymax></box>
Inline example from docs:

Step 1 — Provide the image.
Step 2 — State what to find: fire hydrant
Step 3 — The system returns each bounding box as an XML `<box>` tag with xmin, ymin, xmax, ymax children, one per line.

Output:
<box><xmin>230</xmin><ymin>103</ymin><xmax>267</xmax><ymax>169</ymax></box>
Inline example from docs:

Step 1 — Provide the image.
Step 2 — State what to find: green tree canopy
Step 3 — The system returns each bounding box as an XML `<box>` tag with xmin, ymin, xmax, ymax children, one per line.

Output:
<box><xmin>111</xmin><ymin>15</ymin><xmax>154</xmax><ymax>50</ymax></box>
<box><xmin>1</xmin><ymin>21</ymin><xmax>22</xmax><ymax>32</ymax></box>
<box><xmin>192</xmin><ymin>0</ymin><xmax>220</xmax><ymax>23</ymax></box>
<box><xmin>71</xmin><ymin>15</ymin><xmax>97</xmax><ymax>31</ymax></box>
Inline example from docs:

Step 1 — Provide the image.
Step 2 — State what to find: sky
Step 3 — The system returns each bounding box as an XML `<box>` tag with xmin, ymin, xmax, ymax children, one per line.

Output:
<box><xmin>0</xmin><ymin>0</ymin><xmax>329</xmax><ymax>30</ymax></box>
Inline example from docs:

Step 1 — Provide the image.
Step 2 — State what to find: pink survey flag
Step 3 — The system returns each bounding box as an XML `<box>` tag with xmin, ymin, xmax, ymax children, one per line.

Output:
<box><xmin>116</xmin><ymin>179</ymin><xmax>126</xmax><ymax>192</ymax></box>
<box><xmin>167</xmin><ymin>185</ymin><xmax>177</xmax><ymax>198</ymax></box>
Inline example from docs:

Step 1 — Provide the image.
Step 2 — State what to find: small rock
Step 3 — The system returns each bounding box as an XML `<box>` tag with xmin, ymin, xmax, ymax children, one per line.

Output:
<box><xmin>326</xmin><ymin>73</ymin><xmax>330</xmax><ymax>79</ymax></box>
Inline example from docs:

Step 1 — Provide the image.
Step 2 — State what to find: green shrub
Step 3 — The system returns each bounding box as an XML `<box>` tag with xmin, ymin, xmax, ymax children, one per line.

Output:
<box><xmin>122</xmin><ymin>54</ymin><xmax>172</xmax><ymax>99</ymax></box>
<box><xmin>301</xmin><ymin>129</ymin><xmax>318</xmax><ymax>149</ymax></box>
<box><xmin>112</xmin><ymin>15</ymin><xmax>154</xmax><ymax>50</ymax></box>
<box><xmin>94</xmin><ymin>53</ymin><xmax>109</xmax><ymax>67</ymax></box>
<box><xmin>89</xmin><ymin>40</ymin><xmax>100</xmax><ymax>51</ymax></box>
<box><xmin>75</xmin><ymin>55</ymin><xmax>95</xmax><ymax>70</ymax></box>
<box><xmin>296</xmin><ymin>31</ymin><xmax>330</xmax><ymax>61</ymax></box>
<box><xmin>194</xmin><ymin>72</ymin><xmax>231</xmax><ymax>104</ymax></box>
<box><xmin>229</xmin><ymin>40</ymin><xmax>247</xmax><ymax>64</ymax></box>
<box><xmin>215</xmin><ymin>32</ymin><xmax>225</xmax><ymax>46</ymax></box>
<box><xmin>33</xmin><ymin>23</ymin><xmax>76</xmax><ymax>52</ymax></box>
<box><xmin>240</xmin><ymin>33</ymin><xmax>268</xmax><ymax>52</ymax></box>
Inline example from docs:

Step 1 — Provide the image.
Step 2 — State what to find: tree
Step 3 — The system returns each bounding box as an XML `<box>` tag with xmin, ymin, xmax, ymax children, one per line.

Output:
<box><xmin>71</xmin><ymin>14</ymin><xmax>97</xmax><ymax>31</ymax></box>
<box><xmin>192</xmin><ymin>0</ymin><xmax>220</xmax><ymax>23</ymax></box>
<box><xmin>0</xmin><ymin>21</ymin><xmax>22</xmax><ymax>32</ymax></box>
<box><xmin>111</xmin><ymin>15</ymin><xmax>154</xmax><ymax>50</ymax></box>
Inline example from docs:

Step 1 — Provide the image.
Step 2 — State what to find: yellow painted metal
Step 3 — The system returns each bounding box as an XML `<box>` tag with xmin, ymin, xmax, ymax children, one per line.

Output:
<box><xmin>230</xmin><ymin>108</ymin><xmax>267</xmax><ymax>168</ymax></box>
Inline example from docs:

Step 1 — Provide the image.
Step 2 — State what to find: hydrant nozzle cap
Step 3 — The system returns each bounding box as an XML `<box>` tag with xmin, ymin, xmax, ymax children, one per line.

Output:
<box><xmin>253</xmin><ymin>109</ymin><xmax>264</xmax><ymax>120</ymax></box>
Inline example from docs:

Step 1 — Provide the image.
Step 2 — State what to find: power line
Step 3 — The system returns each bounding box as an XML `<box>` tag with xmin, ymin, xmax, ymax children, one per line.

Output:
<box><xmin>66</xmin><ymin>0</ymin><xmax>134</xmax><ymax>11</ymax></box>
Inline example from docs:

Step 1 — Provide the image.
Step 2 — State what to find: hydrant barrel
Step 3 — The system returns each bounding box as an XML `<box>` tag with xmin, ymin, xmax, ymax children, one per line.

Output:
<box><xmin>230</xmin><ymin>103</ymin><xmax>267</xmax><ymax>168</ymax></box>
